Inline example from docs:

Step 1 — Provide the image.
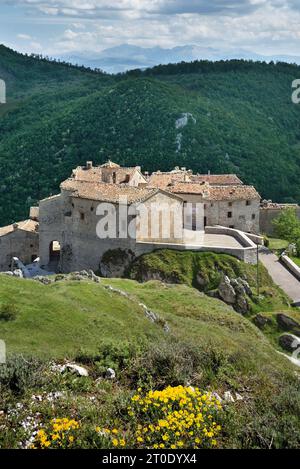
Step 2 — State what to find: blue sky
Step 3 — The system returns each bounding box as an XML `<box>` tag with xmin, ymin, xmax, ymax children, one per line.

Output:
<box><xmin>1</xmin><ymin>1</ymin><xmax>300</xmax><ymax>57</ymax></box>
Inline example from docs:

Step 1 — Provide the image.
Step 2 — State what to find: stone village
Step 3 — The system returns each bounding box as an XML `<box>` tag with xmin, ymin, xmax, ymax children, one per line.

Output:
<box><xmin>0</xmin><ymin>160</ymin><xmax>298</xmax><ymax>275</ymax></box>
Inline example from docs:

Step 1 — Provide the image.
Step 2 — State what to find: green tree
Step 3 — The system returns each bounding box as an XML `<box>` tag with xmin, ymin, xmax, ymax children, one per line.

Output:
<box><xmin>272</xmin><ymin>207</ymin><xmax>300</xmax><ymax>244</ymax></box>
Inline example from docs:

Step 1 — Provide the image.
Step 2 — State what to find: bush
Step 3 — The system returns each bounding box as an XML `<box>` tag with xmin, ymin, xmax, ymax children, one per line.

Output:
<box><xmin>0</xmin><ymin>303</ymin><xmax>18</xmax><ymax>322</ymax></box>
<box><xmin>0</xmin><ymin>356</ymin><xmax>44</xmax><ymax>395</ymax></box>
<box><xmin>99</xmin><ymin>386</ymin><xmax>223</xmax><ymax>449</ymax></box>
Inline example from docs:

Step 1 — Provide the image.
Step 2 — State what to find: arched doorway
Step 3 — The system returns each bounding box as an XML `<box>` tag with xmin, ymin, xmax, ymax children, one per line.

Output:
<box><xmin>49</xmin><ymin>241</ymin><xmax>61</xmax><ymax>262</ymax></box>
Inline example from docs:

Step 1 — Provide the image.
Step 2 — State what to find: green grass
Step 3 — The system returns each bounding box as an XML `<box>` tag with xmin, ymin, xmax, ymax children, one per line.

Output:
<box><xmin>268</xmin><ymin>238</ymin><xmax>289</xmax><ymax>252</ymax></box>
<box><xmin>291</xmin><ymin>256</ymin><xmax>300</xmax><ymax>267</ymax></box>
<box><xmin>129</xmin><ymin>250</ymin><xmax>291</xmax><ymax>312</ymax></box>
<box><xmin>1</xmin><ymin>275</ymin><xmax>300</xmax><ymax>449</ymax></box>
<box><xmin>0</xmin><ymin>274</ymin><xmax>290</xmax><ymax>373</ymax></box>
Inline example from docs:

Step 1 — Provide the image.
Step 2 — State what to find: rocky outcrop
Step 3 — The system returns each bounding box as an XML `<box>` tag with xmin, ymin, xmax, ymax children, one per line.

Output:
<box><xmin>214</xmin><ymin>275</ymin><xmax>252</xmax><ymax>314</ymax></box>
<box><xmin>279</xmin><ymin>334</ymin><xmax>300</xmax><ymax>353</ymax></box>
<box><xmin>33</xmin><ymin>270</ymin><xmax>100</xmax><ymax>285</ymax></box>
<box><xmin>100</xmin><ymin>249</ymin><xmax>135</xmax><ymax>278</ymax></box>
<box><xmin>218</xmin><ymin>276</ymin><xmax>236</xmax><ymax>304</ymax></box>
<box><xmin>253</xmin><ymin>314</ymin><xmax>271</xmax><ymax>329</ymax></box>
<box><xmin>277</xmin><ymin>314</ymin><xmax>300</xmax><ymax>331</ymax></box>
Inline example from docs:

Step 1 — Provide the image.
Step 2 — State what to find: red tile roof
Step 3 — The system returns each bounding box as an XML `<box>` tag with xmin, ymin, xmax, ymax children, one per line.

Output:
<box><xmin>61</xmin><ymin>179</ymin><xmax>157</xmax><ymax>204</ymax></box>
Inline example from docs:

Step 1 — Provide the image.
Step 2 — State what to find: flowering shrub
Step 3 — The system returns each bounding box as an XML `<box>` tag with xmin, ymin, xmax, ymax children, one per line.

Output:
<box><xmin>101</xmin><ymin>385</ymin><xmax>222</xmax><ymax>449</ymax></box>
<box><xmin>32</xmin><ymin>418</ymin><xmax>80</xmax><ymax>449</ymax></box>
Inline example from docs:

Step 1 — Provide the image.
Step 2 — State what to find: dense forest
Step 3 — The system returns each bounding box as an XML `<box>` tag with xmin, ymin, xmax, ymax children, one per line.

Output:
<box><xmin>0</xmin><ymin>45</ymin><xmax>300</xmax><ymax>226</ymax></box>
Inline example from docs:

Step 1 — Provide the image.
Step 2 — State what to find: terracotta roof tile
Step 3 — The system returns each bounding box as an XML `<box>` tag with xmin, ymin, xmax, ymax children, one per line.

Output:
<box><xmin>61</xmin><ymin>179</ymin><xmax>157</xmax><ymax>204</ymax></box>
<box><xmin>190</xmin><ymin>174</ymin><xmax>243</xmax><ymax>185</ymax></box>
<box><xmin>0</xmin><ymin>219</ymin><xmax>39</xmax><ymax>237</ymax></box>
<box><xmin>205</xmin><ymin>185</ymin><xmax>260</xmax><ymax>201</ymax></box>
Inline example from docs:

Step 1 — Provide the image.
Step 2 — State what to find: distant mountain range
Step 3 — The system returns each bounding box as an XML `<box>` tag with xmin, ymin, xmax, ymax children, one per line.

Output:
<box><xmin>60</xmin><ymin>44</ymin><xmax>300</xmax><ymax>73</ymax></box>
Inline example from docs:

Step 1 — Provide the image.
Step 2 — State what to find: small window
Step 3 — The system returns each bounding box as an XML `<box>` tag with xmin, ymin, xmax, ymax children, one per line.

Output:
<box><xmin>252</xmin><ymin>214</ymin><xmax>256</xmax><ymax>220</ymax></box>
<box><xmin>211</xmin><ymin>203</ymin><xmax>214</xmax><ymax>207</ymax></box>
<box><xmin>229</xmin><ymin>225</ymin><xmax>235</xmax><ymax>229</ymax></box>
<box><xmin>228</xmin><ymin>202</ymin><xmax>233</xmax><ymax>207</ymax></box>
<box><xmin>246</xmin><ymin>200</ymin><xmax>251</xmax><ymax>206</ymax></box>
<box><xmin>80</xmin><ymin>212</ymin><xmax>85</xmax><ymax>221</ymax></box>
<box><xmin>91</xmin><ymin>206</ymin><xmax>94</xmax><ymax>212</ymax></box>
<box><xmin>228</xmin><ymin>212</ymin><xmax>233</xmax><ymax>218</ymax></box>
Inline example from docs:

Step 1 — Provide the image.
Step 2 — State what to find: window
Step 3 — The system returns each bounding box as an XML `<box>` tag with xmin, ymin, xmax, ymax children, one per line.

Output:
<box><xmin>113</xmin><ymin>172</ymin><xmax>117</xmax><ymax>184</ymax></box>
<box><xmin>228</xmin><ymin>202</ymin><xmax>233</xmax><ymax>207</ymax></box>
<box><xmin>91</xmin><ymin>206</ymin><xmax>94</xmax><ymax>212</ymax></box>
<box><xmin>229</xmin><ymin>225</ymin><xmax>235</xmax><ymax>229</ymax></box>
<box><xmin>228</xmin><ymin>212</ymin><xmax>233</xmax><ymax>218</ymax></box>
<box><xmin>80</xmin><ymin>212</ymin><xmax>85</xmax><ymax>221</ymax></box>
<box><xmin>246</xmin><ymin>200</ymin><xmax>251</xmax><ymax>206</ymax></box>
<box><xmin>252</xmin><ymin>214</ymin><xmax>256</xmax><ymax>220</ymax></box>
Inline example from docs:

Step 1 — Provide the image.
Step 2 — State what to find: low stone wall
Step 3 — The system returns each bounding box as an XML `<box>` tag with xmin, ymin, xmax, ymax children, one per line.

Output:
<box><xmin>281</xmin><ymin>255</ymin><xmax>300</xmax><ymax>281</ymax></box>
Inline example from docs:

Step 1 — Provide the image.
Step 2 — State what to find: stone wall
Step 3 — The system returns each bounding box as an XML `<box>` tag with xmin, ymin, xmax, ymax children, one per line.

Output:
<box><xmin>0</xmin><ymin>228</ymin><xmax>39</xmax><ymax>271</ymax></box>
<box><xmin>175</xmin><ymin>193</ymin><xmax>260</xmax><ymax>234</ymax></box>
<box><xmin>260</xmin><ymin>206</ymin><xmax>300</xmax><ymax>236</ymax></box>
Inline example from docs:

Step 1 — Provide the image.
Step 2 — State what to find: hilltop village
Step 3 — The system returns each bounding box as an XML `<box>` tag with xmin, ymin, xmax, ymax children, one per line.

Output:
<box><xmin>0</xmin><ymin>161</ymin><xmax>298</xmax><ymax>274</ymax></box>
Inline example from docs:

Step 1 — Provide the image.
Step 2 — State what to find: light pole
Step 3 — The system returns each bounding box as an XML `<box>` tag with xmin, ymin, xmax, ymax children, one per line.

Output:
<box><xmin>256</xmin><ymin>243</ymin><xmax>260</xmax><ymax>297</ymax></box>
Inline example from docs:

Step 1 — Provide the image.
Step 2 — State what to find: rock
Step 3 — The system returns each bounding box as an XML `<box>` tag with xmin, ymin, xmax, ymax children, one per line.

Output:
<box><xmin>235</xmin><ymin>393</ymin><xmax>244</xmax><ymax>401</ymax></box>
<box><xmin>206</xmin><ymin>290</ymin><xmax>220</xmax><ymax>299</ymax></box>
<box><xmin>105</xmin><ymin>368</ymin><xmax>116</xmax><ymax>380</ymax></box>
<box><xmin>237</xmin><ymin>278</ymin><xmax>252</xmax><ymax>297</ymax></box>
<box><xmin>224</xmin><ymin>391</ymin><xmax>235</xmax><ymax>403</ymax></box>
<box><xmin>13</xmin><ymin>269</ymin><xmax>23</xmax><ymax>278</ymax></box>
<box><xmin>235</xmin><ymin>294</ymin><xmax>249</xmax><ymax>315</ymax></box>
<box><xmin>196</xmin><ymin>272</ymin><xmax>207</xmax><ymax>287</ymax></box>
<box><xmin>55</xmin><ymin>274</ymin><xmax>65</xmax><ymax>282</ymax></box>
<box><xmin>2</xmin><ymin>271</ymin><xmax>13</xmax><ymax>276</ymax></box>
<box><xmin>34</xmin><ymin>276</ymin><xmax>53</xmax><ymax>285</ymax></box>
<box><xmin>277</xmin><ymin>314</ymin><xmax>300</xmax><ymax>331</ymax></box>
<box><xmin>79</xmin><ymin>270</ymin><xmax>89</xmax><ymax>277</ymax></box>
<box><xmin>218</xmin><ymin>276</ymin><xmax>236</xmax><ymax>304</ymax></box>
<box><xmin>100</xmin><ymin>249</ymin><xmax>135</xmax><ymax>278</ymax></box>
<box><xmin>279</xmin><ymin>334</ymin><xmax>300</xmax><ymax>353</ymax></box>
<box><xmin>65</xmin><ymin>364</ymin><xmax>89</xmax><ymax>377</ymax></box>
<box><xmin>254</xmin><ymin>314</ymin><xmax>271</xmax><ymax>329</ymax></box>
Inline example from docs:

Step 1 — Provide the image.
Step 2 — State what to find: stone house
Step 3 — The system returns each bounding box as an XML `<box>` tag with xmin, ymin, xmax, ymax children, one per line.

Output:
<box><xmin>0</xmin><ymin>161</ymin><xmax>262</xmax><ymax>273</ymax></box>
<box><xmin>37</xmin><ymin>162</ymin><xmax>261</xmax><ymax>273</ymax></box>
<box><xmin>148</xmin><ymin>169</ymin><xmax>260</xmax><ymax>233</ymax></box>
<box><xmin>39</xmin><ymin>175</ymin><xmax>184</xmax><ymax>272</ymax></box>
<box><xmin>0</xmin><ymin>209</ymin><xmax>39</xmax><ymax>271</ymax></box>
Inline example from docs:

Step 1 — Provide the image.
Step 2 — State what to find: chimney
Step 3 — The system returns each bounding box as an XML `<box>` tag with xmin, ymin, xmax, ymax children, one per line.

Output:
<box><xmin>13</xmin><ymin>223</ymin><xmax>19</xmax><ymax>231</ymax></box>
<box><xmin>208</xmin><ymin>170</ymin><xmax>211</xmax><ymax>176</ymax></box>
<box><xmin>86</xmin><ymin>161</ymin><xmax>93</xmax><ymax>170</ymax></box>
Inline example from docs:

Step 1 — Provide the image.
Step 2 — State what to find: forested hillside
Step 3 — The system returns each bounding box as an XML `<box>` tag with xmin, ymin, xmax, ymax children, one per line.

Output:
<box><xmin>1</xmin><ymin>45</ymin><xmax>300</xmax><ymax>226</ymax></box>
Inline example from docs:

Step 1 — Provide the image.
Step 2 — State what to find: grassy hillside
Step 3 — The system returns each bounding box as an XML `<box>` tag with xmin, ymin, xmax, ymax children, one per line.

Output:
<box><xmin>129</xmin><ymin>250</ymin><xmax>290</xmax><ymax>312</ymax></box>
<box><xmin>0</xmin><ymin>274</ymin><xmax>277</xmax><ymax>359</ymax></box>
<box><xmin>1</xmin><ymin>46</ymin><xmax>300</xmax><ymax>225</ymax></box>
<box><xmin>0</xmin><ymin>274</ymin><xmax>300</xmax><ymax>449</ymax></box>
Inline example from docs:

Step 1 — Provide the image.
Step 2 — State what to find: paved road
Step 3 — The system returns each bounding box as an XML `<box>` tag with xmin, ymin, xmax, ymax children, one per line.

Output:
<box><xmin>259</xmin><ymin>250</ymin><xmax>300</xmax><ymax>303</ymax></box>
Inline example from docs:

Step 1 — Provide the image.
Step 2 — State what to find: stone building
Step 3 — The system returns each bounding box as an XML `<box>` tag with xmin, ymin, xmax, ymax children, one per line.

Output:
<box><xmin>0</xmin><ymin>208</ymin><xmax>39</xmax><ymax>271</ymax></box>
<box><xmin>0</xmin><ymin>161</ymin><xmax>262</xmax><ymax>273</ymax></box>
<box><xmin>260</xmin><ymin>201</ymin><xmax>300</xmax><ymax>236</ymax></box>
<box><xmin>148</xmin><ymin>168</ymin><xmax>260</xmax><ymax>233</ymax></box>
<box><xmin>37</xmin><ymin>162</ymin><xmax>261</xmax><ymax>272</ymax></box>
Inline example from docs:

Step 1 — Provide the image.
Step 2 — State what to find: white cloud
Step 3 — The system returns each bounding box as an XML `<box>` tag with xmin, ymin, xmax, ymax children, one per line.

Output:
<box><xmin>3</xmin><ymin>0</ymin><xmax>300</xmax><ymax>57</ymax></box>
<box><xmin>17</xmin><ymin>33</ymin><xmax>32</xmax><ymax>40</ymax></box>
